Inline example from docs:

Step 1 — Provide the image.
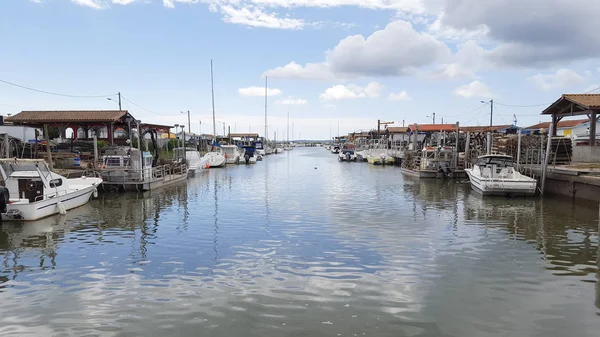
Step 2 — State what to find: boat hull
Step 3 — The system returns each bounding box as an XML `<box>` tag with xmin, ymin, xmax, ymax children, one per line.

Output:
<box><xmin>2</xmin><ymin>181</ymin><xmax>100</xmax><ymax>221</ymax></box>
<box><xmin>465</xmin><ymin>169</ymin><xmax>537</xmax><ymax>196</ymax></box>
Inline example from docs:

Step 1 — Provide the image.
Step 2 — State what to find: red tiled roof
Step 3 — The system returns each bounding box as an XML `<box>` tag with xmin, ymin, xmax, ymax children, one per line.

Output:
<box><xmin>525</xmin><ymin>118</ymin><xmax>588</xmax><ymax>130</ymax></box>
<box><xmin>386</xmin><ymin>126</ymin><xmax>409</xmax><ymax>133</ymax></box>
<box><xmin>407</xmin><ymin>124</ymin><xmax>458</xmax><ymax>132</ymax></box>
<box><xmin>6</xmin><ymin>110</ymin><xmax>129</xmax><ymax>123</ymax></box>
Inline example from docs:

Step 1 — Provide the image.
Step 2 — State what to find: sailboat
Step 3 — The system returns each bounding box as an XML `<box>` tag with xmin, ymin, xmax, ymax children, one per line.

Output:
<box><xmin>202</xmin><ymin>59</ymin><xmax>227</xmax><ymax>168</ymax></box>
<box><xmin>284</xmin><ymin>109</ymin><xmax>293</xmax><ymax>150</ymax></box>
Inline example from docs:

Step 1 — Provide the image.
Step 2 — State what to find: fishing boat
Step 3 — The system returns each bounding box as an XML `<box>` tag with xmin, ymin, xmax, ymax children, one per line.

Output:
<box><xmin>465</xmin><ymin>154</ymin><xmax>537</xmax><ymax>196</ymax></box>
<box><xmin>0</xmin><ymin>159</ymin><xmax>102</xmax><ymax>221</ymax></box>
<box><xmin>366</xmin><ymin>148</ymin><xmax>394</xmax><ymax>165</ymax></box>
<box><xmin>338</xmin><ymin>144</ymin><xmax>358</xmax><ymax>162</ymax></box>
<box><xmin>238</xmin><ymin>141</ymin><xmax>258</xmax><ymax>164</ymax></box>
<box><xmin>173</xmin><ymin>147</ymin><xmax>207</xmax><ymax>174</ymax></box>
<box><xmin>221</xmin><ymin>144</ymin><xmax>243</xmax><ymax>164</ymax></box>
<box><xmin>99</xmin><ymin>147</ymin><xmax>188</xmax><ymax>191</ymax></box>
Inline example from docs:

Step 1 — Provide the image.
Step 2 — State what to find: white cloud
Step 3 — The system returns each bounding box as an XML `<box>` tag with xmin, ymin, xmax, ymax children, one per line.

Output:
<box><xmin>431</xmin><ymin>40</ymin><xmax>488</xmax><ymax>80</ymax></box>
<box><xmin>388</xmin><ymin>91</ymin><xmax>412</xmax><ymax>101</ymax></box>
<box><xmin>238</xmin><ymin>86</ymin><xmax>282</xmax><ymax>97</ymax></box>
<box><xmin>163</xmin><ymin>0</ymin><xmax>174</xmax><ymax>8</ymax></box>
<box><xmin>71</xmin><ymin>0</ymin><xmax>107</xmax><ymax>9</ymax></box>
<box><xmin>29</xmin><ymin>0</ymin><xmax>42</xmax><ymax>3</ymax></box>
<box><xmin>439</xmin><ymin>0</ymin><xmax>600</xmax><ymax>67</ymax></box>
<box><xmin>219</xmin><ymin>5</ymin><xmax>304</xmax><ymax>29</ymax></box>
<box><xmin>453</xmin><ymin>80</ymin><xmax>492</xmax><ymax>98</ymax></box>
<box><xmin>263</xmin><ymin>20</ymin><xmax>449</xmax><ymax>80</ymax></box>
<box><xmin>262</xmin><ymin>61</ymin><xmax>334</xmax><ymax>80</ymax></box>
<box><xmin>112</xmin><ymin>0</ymin><xmax>137</xmax><ymax>4</ymax></box>
<box><xmin>527</xmin><ymin>69</ymin><xmax>585</xmax><ymax>91</ymax></box>
<box><xmin>320</xmin><ymin>82</ymin><xmax>383</xmax><ymax>101</ymax></box>
<box><xmin>276</xmin><ymin>98</ymin><xmax>308</xmax><ymax>105</ymax></box>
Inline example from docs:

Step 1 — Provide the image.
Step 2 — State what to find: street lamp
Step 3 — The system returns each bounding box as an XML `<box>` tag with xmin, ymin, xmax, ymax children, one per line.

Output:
<box><xmin>180</xmin><ymin>125</ymin><xmax>186</xmax><ymax>163</ymax></box>
<box><xmin>180</xmin><ymin>110</ymin><xmax>191</xmax><ymax>133</ymax></box>
<box><xmin>426</xmin><ymin>112</ymin><xmax>436</xmax><ymax>124</ymax></box>
<box><xmin>106</xmin><ymin>92</ymin><xmax>122</xmax><ymax>110</ymax></box>
<box><xmin>481</xmin><ymin>99</ymin><xmax>494</xmax><ymax>154</ymax></box>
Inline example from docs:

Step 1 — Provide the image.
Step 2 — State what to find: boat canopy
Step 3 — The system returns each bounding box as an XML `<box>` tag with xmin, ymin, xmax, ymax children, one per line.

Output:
<box><xmin>475</xmin><ymin>155</ymin><xmax>514</xmax><ymax>167</ymax></box>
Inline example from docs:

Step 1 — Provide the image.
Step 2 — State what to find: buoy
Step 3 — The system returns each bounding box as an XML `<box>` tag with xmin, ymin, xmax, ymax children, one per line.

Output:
<box><xmin>205</xmin><ymin>164</ymin><xmax>210</xmax><ymax>169</ymax></box>
<box><xmin>314</xmin><ymin>167</ymin><xmax>317</xmax><ymax>169</ymax></box>
<box><xmin>56</xmin><ymin>201</ymin><xmax>67</xmax><ymax>215</ymax></box>
<box><xmin>93</xmin><ymin>188</ymin><xmax>98</xmax><ymax>198</ymax></box>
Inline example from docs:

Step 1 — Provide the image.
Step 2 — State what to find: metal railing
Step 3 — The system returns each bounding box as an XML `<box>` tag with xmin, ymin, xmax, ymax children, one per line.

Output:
<box><xmin>100</xmin><ymin>164</ymin><xmax>187</xmax><ymax>184</ymax></box>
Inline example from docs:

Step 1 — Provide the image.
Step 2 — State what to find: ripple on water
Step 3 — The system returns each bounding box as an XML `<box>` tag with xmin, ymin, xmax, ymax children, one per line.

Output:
<box><xmin>0</xmin><ymin>149</ymin><xmax>599</xmax><ymax>336</ymax></box>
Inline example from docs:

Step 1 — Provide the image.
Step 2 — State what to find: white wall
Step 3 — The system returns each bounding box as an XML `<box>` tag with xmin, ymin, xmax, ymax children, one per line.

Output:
<box><xmin>0</xmin><ymin>125</ymin><xmax>36</xmax><ymax>142</ymax></box>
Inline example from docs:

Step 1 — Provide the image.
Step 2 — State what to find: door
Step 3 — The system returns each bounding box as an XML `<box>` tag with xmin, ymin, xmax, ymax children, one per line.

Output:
<box><xmin>18</xmin><ymin>178</ymin><xmax>44</xmax><ymax>203</ymax></box>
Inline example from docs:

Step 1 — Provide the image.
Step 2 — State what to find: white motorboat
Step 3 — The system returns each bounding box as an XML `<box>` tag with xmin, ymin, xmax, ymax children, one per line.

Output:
<box><xmin>256</xmin><ymin>149</ymin><xmax>265</xmax><ymax>161</ymax></box>
<box><xmin>465</xmin><ymin>155</ymin><xmax>537</xmax><ymax>196</ymax></box>
<box><xmin>221</xmin><ymin>145</ymin><xmax>243</xmax><ymax>164</ymax></box>
<box><xmin>331</xmin><ymin>145</ymin><xmax>340</xmax><ymax>154</ymax></box>
<box><xmin>338</xmin><ymin>144</ymin><xmax>358</xmax><ymax>162</ymax></box>
<box><xmin>174</xmin><ymin>147</ymin><xmax>207</xmax><ymax>174</ymax></box>
<box><xmin>0</xmin><ymin>159</ymin><xmax>102</xmax><ymax>221</ymax></box>
<box><xmin>203</xmin><ymin>150</ymin><xmax>227</xmax><ymax>168</ymax></box>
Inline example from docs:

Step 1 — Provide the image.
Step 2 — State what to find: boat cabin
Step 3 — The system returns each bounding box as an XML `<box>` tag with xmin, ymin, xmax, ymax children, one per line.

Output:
<box><xmin>474</xmin><ymin>155</ymin><xmax>515</xmax><ymax>178</ymax></box>
<box><xmin>0</xmin><ymin>159</ymin><xmax>65</xmax><ymax>202</ymax></box>
<box><xmin>341</xmin><ymin>144</ymin><xmax>356</xmax><ymax>154</ymax></box>
<box><xmin>420</xmin><ymin>146</ymin><xmax>455</xmax><ymax>171</ymax></box>
<box><xmin>100</xmin><ymin>147</ymin><xmax>153</xmax><ymax>182</ymax></box>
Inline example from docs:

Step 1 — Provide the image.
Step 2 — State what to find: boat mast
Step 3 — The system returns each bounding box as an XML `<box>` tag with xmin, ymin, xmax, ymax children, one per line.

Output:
<box><xmin>287</xmin><ymin>109</ymin><xmax>290</xmax><ymax>144</ymax></box>
<box><xmin>211</xmin><ymin>59</ymin><xmax>217</xmax><ymax>149</ymax></box>
<box><xmin>264</xmin><ymin>77</ymin><xmax>268</xmax><ymax>144</ymax></box>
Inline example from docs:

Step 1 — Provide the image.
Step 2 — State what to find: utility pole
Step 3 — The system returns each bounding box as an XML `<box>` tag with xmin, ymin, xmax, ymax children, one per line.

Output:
<box><xmin>187</xmin><ymin>110</ymin><xmax>191</xmax><ymax>133</ymax></box>
<box><xmin>118</xmin><ymin>92</ymin><xmax>122</xmax><ymax>110</ymax></box>
<box><xmin>432</xmin><ymin>112</ymin><xmax>435</xmax><ymax>124</ymax></box>
<box><xmin>402</xmin><ymin>119</ymin><xmax>405</xmax><ymax>127</ymax></box>
<box><xmin>489</xmin><ymin>99</ymin><xmax>494</xmax><ymax>127</ymax></box>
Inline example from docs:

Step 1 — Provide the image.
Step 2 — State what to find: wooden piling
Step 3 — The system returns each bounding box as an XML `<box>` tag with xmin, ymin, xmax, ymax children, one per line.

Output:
<box><xmin>93</xmin><ymin>135</ymin><xmax>98</xmax><ymax>166</ymax></box>
<box><xmin>516</xmin><ymin>128</ymin><xmax>522</xmax><ymax>171</ymax></box>
<box><xmin>43</xmin><ymin>124</ymin><xmax>53</xmax><ymax>170</ymax></box>
<box><xmin>541</xmin><ymin>123</ymin><xmax>554</xmax><ymax>195</ymax></box>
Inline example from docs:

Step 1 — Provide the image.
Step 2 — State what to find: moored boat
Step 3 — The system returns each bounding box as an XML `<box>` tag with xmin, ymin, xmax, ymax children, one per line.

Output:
<box><xmin>0</xmin><ymin>159</ymin><xmax>102</xmax><ymax>221</ymax></box>
<box><xmin>465</xmin><ymin>154</ymin><xmax>537</xmax><ymax>196</ymax></box>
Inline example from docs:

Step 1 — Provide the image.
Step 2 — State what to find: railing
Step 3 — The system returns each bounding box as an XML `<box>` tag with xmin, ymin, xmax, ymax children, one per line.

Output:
<box><xmin>100</xmin><ymin>164</ymin><xmax>187</xmax><ymax>184</ymax></box>
<box><xmin>33</xmin><ymin>188</ymin><xmax>69</xmax><ymax>202</ymax></box>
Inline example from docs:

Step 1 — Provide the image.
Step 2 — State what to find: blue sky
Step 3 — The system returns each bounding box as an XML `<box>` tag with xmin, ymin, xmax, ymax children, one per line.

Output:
<box><xmin>1</xmin><ymin>0</ymin><xmax>600</xmax><ymax>139</ymax></box>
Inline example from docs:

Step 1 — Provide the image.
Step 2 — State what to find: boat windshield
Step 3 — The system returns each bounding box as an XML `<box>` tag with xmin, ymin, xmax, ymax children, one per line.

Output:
<box><xmin>104</xmin><ymin>156</ymin><xmax>130</xmax><ymax>167</ymax></box>
<box><xmin>0</xmin><ymin>161</ymin><xmax>49</xmax><ymax>177</ymax></box>
<box><xmin>475</xmin><ymin>156</ymin><xmax>513</xmax><ymax>167</ymax></box>
<box><xmin>223</xmin><ymin>147</ymin><xmax>236</xmax><ymax>155</ymax></box>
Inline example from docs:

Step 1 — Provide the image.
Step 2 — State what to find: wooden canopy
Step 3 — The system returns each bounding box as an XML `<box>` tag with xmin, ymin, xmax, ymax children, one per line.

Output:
<box><xmin>542</xmin><ymin>94</ymin><xmax>600</xmax><ymax>144</ymax></box>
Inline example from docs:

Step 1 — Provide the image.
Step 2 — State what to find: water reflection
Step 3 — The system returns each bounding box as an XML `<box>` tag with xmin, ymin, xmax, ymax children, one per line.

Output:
<box><xmin>0</xmin><ymin>148</ymin><xmax>598</xmax><ymax>336</ymax></box>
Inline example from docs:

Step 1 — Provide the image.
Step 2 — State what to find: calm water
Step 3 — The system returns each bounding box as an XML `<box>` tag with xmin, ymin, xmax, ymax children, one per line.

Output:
<box><xmin>1</xmin><ymin>148</ymin><xmax>599</xmax><ymax>337</ymax></box>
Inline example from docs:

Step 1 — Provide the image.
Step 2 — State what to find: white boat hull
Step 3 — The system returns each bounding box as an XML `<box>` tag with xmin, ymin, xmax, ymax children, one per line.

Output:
<box><xmin>465</xmin><ymin>169</ymin><xmax>537</xmax><ymax>196</ymax></box>
<box><xmin>203</xmin><ymin>152</ymin><xmax>226</xmax><ymax>168</ymax></box>
<box><xmin>2</xmin><ymin>178</ymin><xmax>101</xmax><ymax>221</ymax></box>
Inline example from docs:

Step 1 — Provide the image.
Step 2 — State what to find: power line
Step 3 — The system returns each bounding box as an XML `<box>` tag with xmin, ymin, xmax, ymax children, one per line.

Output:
<box><xmin>584</xmin><ymin>85</ymin><xmax>600</xmax><ymax>94</ymax></box>
<box><xmin>0</xmin><ymin>79</ymin><xmax>117</xmax><ymax>98</ymax></box>
<box><xmin>494</xmin><ymin>102</ymin><xmax>552</xmax><ymax>108</ymax></box>
<box><xmin>445</xmin><ymin>103</ymin><xmax>492</xmax><ymax>118</ymax></box>
<box><xmin>463</xmin><ymin>105</ymin><xmax>489</xmax><ymax>125</ymax></box>
<box><xmin>120</xmin><ymin>95</ymin><xmax>178</xmax><ymax>116</ymax></box>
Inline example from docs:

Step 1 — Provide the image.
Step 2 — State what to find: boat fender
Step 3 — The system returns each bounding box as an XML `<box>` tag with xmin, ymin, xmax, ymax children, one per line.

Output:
<box><xmin>56</xmin><ymin>201</ymin><xmax>67</xmax><ymax>215</ymax></box>
<box><xmin>93</xmin><ymin>188</ymin><xmax>98</xmax><ymax>198</ymax></box>
<box><xmin>0</xmin><ymin>186</ymin><xmax>9</xmax><ymax>213</ymax></box>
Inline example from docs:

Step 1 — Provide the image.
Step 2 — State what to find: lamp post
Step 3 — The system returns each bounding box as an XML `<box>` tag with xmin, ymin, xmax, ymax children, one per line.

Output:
<box><xmin>106</xmin><ymin>92</ymin><xmax>122</xmax><ymax>110</ymax></box>
<box><xmin>180</xmin><ymin>125</ymin><xmax>186</xmax><ymax>164</ymax></box>
<box><xmin>426</xmin><ymin>113</ymin><xmax>435</xmax><ymax>124</ymax></box>
<box><xmin>174</xmin><ymin>123</ymin><xmax>180</xmax><ymax>158</ymax></box>
<box><xmin>481</xmin><ymin>99</ymin><xmax>494</xmax><ymax>154</ymax></box>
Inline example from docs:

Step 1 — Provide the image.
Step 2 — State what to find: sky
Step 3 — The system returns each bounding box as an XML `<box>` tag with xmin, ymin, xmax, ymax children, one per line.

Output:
<box><xmin>1</xmin><ymin>0</ymin><xmax>600</xmax><ymax>140</ymax></box>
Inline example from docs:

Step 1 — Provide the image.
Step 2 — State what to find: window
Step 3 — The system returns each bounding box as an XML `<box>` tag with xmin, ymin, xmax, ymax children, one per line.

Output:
<box><xmin>49</xmin><ymin>178</ymin><xmax>63</xmax><ymax>188</ymax></box>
